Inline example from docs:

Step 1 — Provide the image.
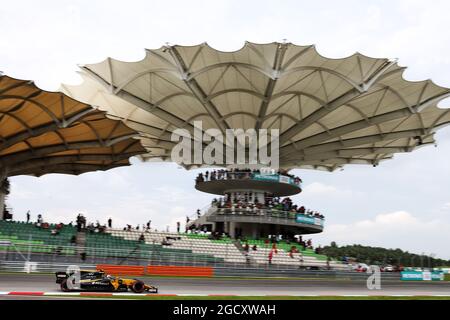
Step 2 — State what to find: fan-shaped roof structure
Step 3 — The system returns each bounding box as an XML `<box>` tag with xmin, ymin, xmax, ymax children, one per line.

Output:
<box><xmin>62</xmin><ymin>42</ymin><xmax>450</xmax><ymax>171</ymax></box>
<box><xmin>0</xmin><ymin>74</ymin><xmax>146</xmax><ymax>178</ymax></box>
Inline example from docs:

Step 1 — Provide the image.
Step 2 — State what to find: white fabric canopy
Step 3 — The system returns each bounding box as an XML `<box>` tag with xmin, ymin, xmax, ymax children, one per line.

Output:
<box><xmin>62</xmin><ymin>42</ymin><xmax>450</xmax><ymax>171</ymax></box>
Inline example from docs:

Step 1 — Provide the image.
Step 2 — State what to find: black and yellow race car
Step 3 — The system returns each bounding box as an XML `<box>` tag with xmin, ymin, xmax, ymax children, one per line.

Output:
<box><xmin>55</xmin><ymin>269</ymin><xmax>158</xmax><ymax>293</ymax></box>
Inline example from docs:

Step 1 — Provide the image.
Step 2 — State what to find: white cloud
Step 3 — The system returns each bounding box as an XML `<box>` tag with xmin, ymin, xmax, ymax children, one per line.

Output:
<box><xmin>303</xmin><ymin>182</ymin><xmax>338</xmax><ymax>195</ymax></box>
<box><xmin>152</xmin><ymin>186</ymin><xmax>194</xmax><ymax>203</ymax></box>
<box><xmin>313</xmin><ymin>211</ymin><xmax>450</xmax><ymax>259</ymax></box>
<box><xmin>441</xmin><ymin>203</ymin><xmax>450</xmax><ymax>211</ymax></box>
<box><xmin>302</xmin><ymin>182</ymin><xmax>362</xmax><ymax>198</ymax></box>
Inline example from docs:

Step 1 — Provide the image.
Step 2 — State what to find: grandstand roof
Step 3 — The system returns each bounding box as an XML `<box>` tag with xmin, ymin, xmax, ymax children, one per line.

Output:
<box><xmin>62</xmin><ymin>41</ymin><xmax>450</xmax><ymax>171</ymax></box>
<box><xmin>0</xmin><ymin>74</ymin><xmax>146</xmax><ymax>178</ymax></box>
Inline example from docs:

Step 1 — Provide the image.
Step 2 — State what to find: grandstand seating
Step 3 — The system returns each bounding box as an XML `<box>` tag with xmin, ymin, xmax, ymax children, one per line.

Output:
<box><xmin>0</xmin><ymin>221</ymin><xmax>346</xmax><ymax>269</ymax></box>
<box><xmin>239</xmin><ymin>239</ymin><xmax>345</xmax><ymax>269</ymax></box>
<box><xmin>106</xmin><ymin>229</ymin><xmax>346</xmax><ymax>268</ymax></box>
<box><xmin>104</xmin><ymin>229</ymin><xmax>243</xmax><ymax>264</ymax></box>
<box><xmin>0</xmin><ymin>220</ymin><xmax>76</xmax><ymax>255</ymax></box>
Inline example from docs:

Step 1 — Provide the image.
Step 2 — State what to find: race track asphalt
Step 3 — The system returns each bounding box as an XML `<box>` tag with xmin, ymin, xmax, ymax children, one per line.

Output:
<box><xmin>0</xmin><ymin>273</ymin><xmax>449</xmax><ymax>297</ymax></box>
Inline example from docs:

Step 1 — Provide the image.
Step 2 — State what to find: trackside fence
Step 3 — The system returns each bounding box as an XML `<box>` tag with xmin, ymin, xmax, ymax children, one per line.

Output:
<box><xmin>0</xmin><ymin>242</ymin><xmax>348</xmax><ymax>270</ymax></box>
<box><xmin>0</xmin><ymin>242</ymin><xmax>402</xmax><ymax>280</ymax></box>
<box><xmin>0</xmin><ymin>260</ymin><xmax>401</xmax><ymax>281</ymax></box>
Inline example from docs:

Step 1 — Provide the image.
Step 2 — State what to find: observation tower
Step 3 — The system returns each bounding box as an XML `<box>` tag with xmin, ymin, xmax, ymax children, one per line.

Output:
<box><xmin>62</xmin><ymin>41</ymin><xmax>450</xmax><ymax>239</ymax></box>
<box><xmin>192</xmin><ymin>168</ymin><xmax>324</xmax><ymax>238</ymax></box>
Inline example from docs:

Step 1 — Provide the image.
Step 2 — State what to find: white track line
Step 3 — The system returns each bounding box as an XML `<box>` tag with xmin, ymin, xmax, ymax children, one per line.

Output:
<box><xmin>0</xmin><ymin>291</ymin><xmax>449</xmax><ymax>297</ymax></box>
<box><xmin>43</xmin><ymin>292</ymin><xmax>83</xmax><ymax>296</ymax></box>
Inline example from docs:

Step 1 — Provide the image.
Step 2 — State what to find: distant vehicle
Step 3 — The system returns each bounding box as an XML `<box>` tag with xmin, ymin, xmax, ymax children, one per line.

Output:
<box><xmin>352</xmin><ymin>263</ymin><xmax>369</xmax><ymax>272</ymax></box>
<box><xmin>382</xmin><ymin>265</ymin><xmax>394</xmax><ymax>272</ymax></box>
<box><xmin>55</xmin><ymin>269</ymin><xmax>158</xmax><ymax>293</ymax></box>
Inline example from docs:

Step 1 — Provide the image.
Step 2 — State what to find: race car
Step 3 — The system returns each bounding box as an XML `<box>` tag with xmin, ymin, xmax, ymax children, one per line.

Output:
<box><xmin>55</xmin><ymin>269</ymin><xmax>158</xmax><ymax>293</ymax></box>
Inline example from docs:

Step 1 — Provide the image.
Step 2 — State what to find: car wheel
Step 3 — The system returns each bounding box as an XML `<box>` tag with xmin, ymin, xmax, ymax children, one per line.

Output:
<box><xmin>60</xmin><ymin>279</ymin><xmax>70</xmax><ymax>292</ymax></box>
<box><xmin>131</xmin><ymin>280</ymin><xmax>145</xmax><ymax>293</ymax></box>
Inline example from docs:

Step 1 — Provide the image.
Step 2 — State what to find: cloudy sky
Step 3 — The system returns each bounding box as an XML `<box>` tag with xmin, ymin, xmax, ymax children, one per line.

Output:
<box><xmin>1</xmin><ymin>0</ymin><xmax>450</xmax><ymax>259</ymax></box>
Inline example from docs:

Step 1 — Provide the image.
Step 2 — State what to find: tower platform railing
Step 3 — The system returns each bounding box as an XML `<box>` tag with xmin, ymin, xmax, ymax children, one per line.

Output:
<box><xmin>196</xmin><ymin>170</ymin><xmax>302</xmax><ymax>188</ymax></box>
<box><xmin>213</xmin><ymin>208</ymin><xmax>324</xmax><ymax>226</ymax></box>
<box><xmin>204</xmin><ymin>207</ymin><xmax>324</xmax><ymax>232</ymax></box>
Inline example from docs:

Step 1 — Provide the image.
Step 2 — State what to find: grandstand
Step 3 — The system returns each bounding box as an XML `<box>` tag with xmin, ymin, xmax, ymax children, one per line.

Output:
<box><xmin>105</xmin><ymin>229</ymin><xmax>243</xmax><ymax>264</ymax></box>
<box><xmin>0</xmin><ymin>220</ymin><xmax>347</xmax><ymax>270</ymax></box>
<box><xmin>0</xmin><ymin>220</ymin><xmax>76</xmax><ymax>253</ymax></box>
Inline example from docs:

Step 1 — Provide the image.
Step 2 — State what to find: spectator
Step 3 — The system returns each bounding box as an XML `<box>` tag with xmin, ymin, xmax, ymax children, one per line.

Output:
<box><xmin>177</xmin><ymin>221</ymin><xmax>180</xmax><ymax>233</ymax></box>
<box><xmin>289</xmin><ymin>250</ymin><xmax>294</xmax><ymax>259</ymax></box>
<box><xmin>76</xmin><ymin>213</ymin><xmax>86</xmax><ymax>231</ymax></box>
<box><xmin>87</xmin><ymin>223</ymin><xmax>95</xmax><ymax>233</ymax></box>
<box><xmin>272</xmin><ymin>243</ymin><xmax>278</xmax><ymax>254</ymax></box>
<box><xmin>108</xmin><ymin>218</ymin><xmax>112</xmax><ymax>228</ymax></box>
<box><xmin>139</xmin><ymin>233</ymin><xmax>145</xmax><ymax>243</ymax></box>
<box><xmin>147</xmin><ymin>220</ymin><xmax>151</xmax><ymax>230</ymax></box>
<box><xmin>197</xmin><ymin>209</ymin><xmax>201</xmax><ymax>219</ymax></box>
<box><xmin>37</xmin><ymin>214</ymin><xmax>43</xmax><ymax>225</ymax></box>
<box><xmin>289</xmin><ymin>245</ymin><xmax>299</xmax><ymax>258</ymax></box>
<box><xmin>268</xmin><ymin>249</ymin><xmax>274</xmax><ymax>265</ymax></box>
<box><xmin>76</xmin><ymin>214</ymin><xmax>82</xmax><ymax>231</ymax></box>
<box><xmin>26</xmin><ymin>211</ymin><xmax>30</xmax><ymax>223</ymax></box>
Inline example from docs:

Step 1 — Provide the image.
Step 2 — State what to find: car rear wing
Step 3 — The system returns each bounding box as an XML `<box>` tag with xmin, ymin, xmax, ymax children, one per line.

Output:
<box><xmin>55</xmin><ymin>271</ymin><xmax>68</xmax><ymax>284</ymax></box>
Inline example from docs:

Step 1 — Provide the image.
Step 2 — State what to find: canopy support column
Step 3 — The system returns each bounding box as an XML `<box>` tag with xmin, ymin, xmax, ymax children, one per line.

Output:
<box><xmin>0</xmin><ymin>168</ymin><xmax>8</xmax><ymax>220</ymax></box>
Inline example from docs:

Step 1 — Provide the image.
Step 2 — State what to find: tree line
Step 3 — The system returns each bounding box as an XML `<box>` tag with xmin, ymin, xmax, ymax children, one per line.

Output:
<box><xmin>321</xmin><ymin>242</ymin><xmax>450</xmax><ymax>268</ymax></box>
